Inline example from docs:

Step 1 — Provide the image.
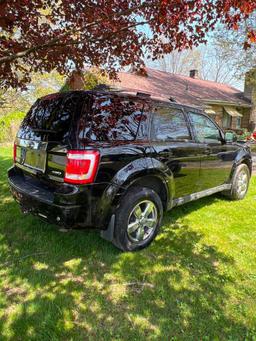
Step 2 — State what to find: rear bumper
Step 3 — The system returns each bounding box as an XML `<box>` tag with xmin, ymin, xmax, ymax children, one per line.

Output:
<box><xmin>8</xmin><ymin>167</ymin><xmax>111</xmax><ymax>229</ymax></box>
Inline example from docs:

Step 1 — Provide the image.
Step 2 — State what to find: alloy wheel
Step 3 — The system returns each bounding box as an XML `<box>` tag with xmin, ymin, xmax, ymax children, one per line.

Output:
<box><xmin>127</xmin><ymin>200</ymin><xmax>158</xmax><ymax>243</ymax></box>
<box><xmin>236</xmin><ymin>170</ymin><xmax>248</xmax><ymax>197</ymax></box>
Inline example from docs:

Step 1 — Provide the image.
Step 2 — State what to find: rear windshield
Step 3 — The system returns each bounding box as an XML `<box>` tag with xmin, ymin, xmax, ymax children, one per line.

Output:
<box><xmin>77</xmin><ymin>94</ymin><xmax>148</xmax><ymax>143</ymax></box>
<box><xmin>18</xmin><ymin>93</ymin><xmax>83</xmax><ymax>143</ymax></box>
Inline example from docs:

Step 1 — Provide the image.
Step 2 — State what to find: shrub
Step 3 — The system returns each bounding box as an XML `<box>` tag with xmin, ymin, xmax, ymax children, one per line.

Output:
<box><xmin>60</xmin><ymin>68</ymin><xmax>109</xmax><ymax>92</ymax></box>
<box><xmin>0</xmin><ymin>111</ymin><xmax>25</xmax><ymax>143</ymax></box>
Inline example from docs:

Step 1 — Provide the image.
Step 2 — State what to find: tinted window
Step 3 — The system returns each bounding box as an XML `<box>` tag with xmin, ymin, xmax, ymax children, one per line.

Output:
<box><xmin>18</xmin><ymin>93</ymin><xmax>82</xmax><ymax>142</ymax></box>
<box><xmin>77</xmin><ymin>94</ymin><xmax>148</xmax><ymax>142</ymax></box>
<box><xmin>189</xmin><ymin>112</ymin><xmax>221</xmax><ymax>143</ymax></box>
<box><xmin>152</xmin><ymin>106</ymin><xmax>190</xmax><ymax>141</ymax></box>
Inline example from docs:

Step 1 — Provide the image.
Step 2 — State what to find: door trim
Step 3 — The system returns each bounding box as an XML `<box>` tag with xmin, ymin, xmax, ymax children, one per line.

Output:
<box><xmin>171</xmin><ymin>183</ymin><xmax>231</xmax><ymax>209</ymax></box>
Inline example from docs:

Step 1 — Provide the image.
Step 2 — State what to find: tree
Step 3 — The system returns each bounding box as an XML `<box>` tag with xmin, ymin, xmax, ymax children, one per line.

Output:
<box><xmin>199</xmin><ymin>45</ymin><xmax>237</xmax><ymax>85</ymax></box>
<box><xmin>211</xmin><ymin>12</ymin><xmax>256</xmax><ymax>80</ymax></box>
<box><xmin>151</xmin><ymin>49</ymin><xmax>201</xmax><ymax>75</ymax></box>
<box><xmin>60</xmin><ymin>68</ymin><xmax>110</xmax><ymax>92</ymax></box>
<box><xmin>0</xmin><ymin>71</ymin><xmax>64</xmax><ymax>116</ymax></box>
<box><xmin>148</xmin><ymin>46</ymin><xmax>238</xmax><ymax>85</ymax></box>
<box><xmin>0</xmin><ymin>0</ymin><xmax>255</xmax><ymax>89</ymax></box>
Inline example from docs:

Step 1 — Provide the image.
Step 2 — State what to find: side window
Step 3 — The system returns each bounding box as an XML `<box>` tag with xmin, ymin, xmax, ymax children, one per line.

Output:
<box><xmin>189</xmin><ymin>112</ymin><xmax>221</xmax><ymax>143</ymax></box>
<box><xmin>152</xmin><ymin>106</ymin><xmax>191</xmax><ymax>141</ymax></box>
<box><xmin>77</xmin><ymin>95</ymin><xmax>148</xmax><ymax>142</ymax></box>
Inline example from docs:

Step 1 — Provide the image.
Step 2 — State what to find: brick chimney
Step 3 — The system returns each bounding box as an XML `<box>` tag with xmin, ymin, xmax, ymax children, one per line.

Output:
<box><xmin>66</xmin><ymin>70</ymin><xmax>85</xmax><ymax>90</ymax></box>
<box><xmin>189</xmin><ymin>69</ymin><xmax>199</xmax><ymax>79</ymax></box>
<box><xmin>130</xmin><ymin>66</ymin><xmax>148</xmax><ymax>77</ymax></box>
<box><xmin>244</xmin><ymin>68</ymin><xmax>256</xmax><ymax>130</ymax></box>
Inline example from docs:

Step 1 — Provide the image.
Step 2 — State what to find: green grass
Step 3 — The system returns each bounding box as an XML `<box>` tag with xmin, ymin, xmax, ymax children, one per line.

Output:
<box><xmin>1</xmin><ymin>146</ymin><xmax>256</xmax><ymax>340</ymax></box>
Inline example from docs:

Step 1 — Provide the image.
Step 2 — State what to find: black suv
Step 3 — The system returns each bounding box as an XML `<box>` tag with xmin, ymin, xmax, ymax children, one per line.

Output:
<box><xmin>8</xmin><ymin>91</ymin><xmax>252</xmax><ymax>251</ymax></box>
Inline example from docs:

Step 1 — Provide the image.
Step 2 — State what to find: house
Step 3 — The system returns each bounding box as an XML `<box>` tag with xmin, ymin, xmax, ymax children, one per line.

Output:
<box><xmin>115</xmin><ymin>68</ymin><xmax>256</xmax><ymax>132</ymax></box>
<box><xmin>65</xmin><ymin>67</ymin><xmax>256</xmax><ymax>132</ymax></box>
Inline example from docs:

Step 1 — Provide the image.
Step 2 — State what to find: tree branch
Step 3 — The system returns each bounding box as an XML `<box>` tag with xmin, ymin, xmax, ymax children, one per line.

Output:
<box><xmin>0</xmin><ymin>1</ymin><xmax>152</xmax><ymax>64</ymax></box>
<box><xmin>0</xmin><ymin>19</ymin><xmax>151</xmax><ymax>65</ymax></box>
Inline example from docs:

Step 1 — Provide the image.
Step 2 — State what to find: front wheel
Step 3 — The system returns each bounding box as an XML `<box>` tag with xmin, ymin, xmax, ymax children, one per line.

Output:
<box><xmin>224</xmin><ymin>164</ymin><xmax>250</xmax><ymax>200</ymax></box>
<box><xmin>113</xmin><ymin>186</ymin><xmax>163</xmax><ymax>251</ymax></box>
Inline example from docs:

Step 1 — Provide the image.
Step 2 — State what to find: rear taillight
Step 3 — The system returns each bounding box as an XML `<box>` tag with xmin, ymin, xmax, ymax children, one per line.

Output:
<box><xmin>13</xmin><ymin>142</ymin><xmax>17</xmax><ymax>162</ymax></box>
<box><xmin>64</xmin><ymin>150</ymin><xmax>100</xmax><ymax>184</ymax></box>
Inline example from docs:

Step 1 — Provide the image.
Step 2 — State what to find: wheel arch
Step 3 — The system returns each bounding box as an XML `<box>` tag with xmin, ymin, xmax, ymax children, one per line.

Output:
<box><xmin>99</xmin><ymin>158</ymin><xmax>174</xmax><ymax>226</ymax></box>
<box><xmin>232</xmin><ymin>154</ymin><xmax>253</xmax><ymax>178</ymax></box>
<box><xmin>240</xmin><ymin>157</ymin><xmax>253</xmax><ymax>175</ymax></box>
<box><xmin>124</xmin><ymin>174</ymin><xmax>170</xmax><ymax>210</ymax></box>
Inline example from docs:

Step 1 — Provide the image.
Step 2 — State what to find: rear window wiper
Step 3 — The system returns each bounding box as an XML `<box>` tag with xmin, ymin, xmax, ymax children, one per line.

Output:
<box><xmin>32</xmin><ymin>128</ymin><xmax>57</xmax><ymax>133</ymax></box>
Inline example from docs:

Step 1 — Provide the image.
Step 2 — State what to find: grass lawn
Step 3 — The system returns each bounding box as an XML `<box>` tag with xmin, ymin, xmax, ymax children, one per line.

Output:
<box><xmin>1</xmin><ymin>146</ymin><xmax>256</xmax><ymax>340</ymax></box>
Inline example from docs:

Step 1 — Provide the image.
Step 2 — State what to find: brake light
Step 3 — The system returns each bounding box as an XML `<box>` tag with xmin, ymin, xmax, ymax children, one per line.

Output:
<box><xmin>64</xmin><ymin>150</ymin><xmax>100</xmax><ymax>184</ymax></box>
<box><xmin>13</xmin><ymin>142</ymin><xmax>17</xmax><ymax>162</ymax></box>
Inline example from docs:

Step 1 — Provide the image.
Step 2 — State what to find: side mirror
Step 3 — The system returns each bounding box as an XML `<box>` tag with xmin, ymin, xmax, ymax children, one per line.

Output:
<box><xmin>225</xmin><ymin>131</ymin><xmax>237</xmax><ymax>143</ymax></box>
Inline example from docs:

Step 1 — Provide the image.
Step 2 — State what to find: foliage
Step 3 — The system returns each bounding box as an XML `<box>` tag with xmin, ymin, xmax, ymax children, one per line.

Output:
<box><xmin>236</xmin><ymin>128</ymin><xmax>251</xmax><ymax>141</ymax></box>
<box><xmin>0</xmin><ymin>1</ymin><xmax>255</xmax><ymax>89</ymax></box>
<box><xmin>0</xmin><ymin>111</ymin><xmax>25</xmax><ymax>142</ymax></box>
<box><xmin>24</xmin><ymin>71</ymin><xmax>65</xmax><ymax>102</ymax></box>
<box><xmin>83</xmin><ymin>69</ymin><xmax>109</xmax><ymax>90</ymax></box>
<box><xmin>211</xmin><ymin>12</ymin><xmax>256</xmax><ymax>80</ymax></box>
<box><xmin>1</xmin><ymin>146</ymin><xmax>256</xmax><ymax>339</ymax></box>
<box><xmin>59</xmin><ymin>83</ymin><xmax>70</xmax><ymax>93</ymax></box>
<box><xmin>60</xmin><ymin>69</ymin><xmax>109</xmax><ymax>92</ymax></box>
<box><xmin>0</xmin><ymin>71</ymin><xmax>64</xmax><ymax>118</ymax></box>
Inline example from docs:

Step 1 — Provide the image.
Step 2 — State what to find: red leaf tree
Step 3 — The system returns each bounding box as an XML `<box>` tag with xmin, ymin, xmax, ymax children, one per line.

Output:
<box><xmin>0</xmin><ymin>0</ymin><xmax>255</xmax><ymax>88</ymax></box>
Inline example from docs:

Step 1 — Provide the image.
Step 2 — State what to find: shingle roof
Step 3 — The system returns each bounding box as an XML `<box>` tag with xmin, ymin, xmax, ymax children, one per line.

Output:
<box><xmin>115</xmin><ymin>68</ymin><xmax>251</xmax><ymax>108</ymax></box>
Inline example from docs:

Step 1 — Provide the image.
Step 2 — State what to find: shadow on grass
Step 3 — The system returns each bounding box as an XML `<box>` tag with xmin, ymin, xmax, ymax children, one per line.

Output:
<box><xmin>0</xmin><ymin>153</ymin><xmax>252</xmax><ymax>340</ymax></box>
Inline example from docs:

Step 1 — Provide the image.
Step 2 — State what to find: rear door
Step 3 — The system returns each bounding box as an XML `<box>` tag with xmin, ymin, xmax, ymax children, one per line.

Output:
<box><xmin>150</xmin><ymin>103</ymin><xmax>202</xmax><ymax>199</ymax></box>
<box><xmin>187</xmin><ymin>111</ymin><xmax>239</xmax><ymax>190</ymax></box>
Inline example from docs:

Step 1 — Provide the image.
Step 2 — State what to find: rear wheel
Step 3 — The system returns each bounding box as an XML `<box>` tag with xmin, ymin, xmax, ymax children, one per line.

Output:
<box><xmin>113</xmin><ymin>186</ymin><xmax>163</xmax><ymax>251</ymax></box>
<box><xmin>224</xmin><ymin>164</ymin><xmax>250</xmax><ymax>200</ymax></box>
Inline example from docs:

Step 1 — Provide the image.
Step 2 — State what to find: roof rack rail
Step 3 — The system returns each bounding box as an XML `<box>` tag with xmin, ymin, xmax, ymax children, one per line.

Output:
<box><xmin>136</xmin><ymin>92</ymin><xmax>151</xmax><ymax>98</ymax></box>
<box><xmin>93</xmin><ymin>84</ymin><xmax>123</xmax><ymax>92</ymax></box>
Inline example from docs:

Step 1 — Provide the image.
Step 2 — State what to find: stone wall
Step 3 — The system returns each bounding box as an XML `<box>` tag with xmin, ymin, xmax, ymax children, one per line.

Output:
<box><xmin>240</xmin><ymin>108</ymin><xmax>251</xmax><ymax>130</ymax></box>
<box><xmin>244</xmin><ymin>69</ymin><xmax>256</xmax><ymax>130</ymax></box>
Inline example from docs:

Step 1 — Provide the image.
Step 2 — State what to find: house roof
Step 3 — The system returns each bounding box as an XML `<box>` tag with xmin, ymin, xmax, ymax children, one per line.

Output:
<box><xmin>115</xmin><ymin>68</ymin><xmax>251</xmax><ymax>108</ymax></box>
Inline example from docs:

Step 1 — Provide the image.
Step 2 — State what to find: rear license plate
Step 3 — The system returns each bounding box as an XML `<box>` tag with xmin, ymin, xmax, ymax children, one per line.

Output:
<box><xmin>16</xmin><ymin>142</ymin><xmax>47</xmax><ymax>173</ymax></box>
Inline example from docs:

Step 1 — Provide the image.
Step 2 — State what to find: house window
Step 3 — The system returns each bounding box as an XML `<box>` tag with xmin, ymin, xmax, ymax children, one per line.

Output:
<box><xmin>236</xmin><ymin>117</ymin><xmax>242</xmax><ymax>129</ymax></box>
<box><xmin>222</xmin><ymin>109</ymin><xmax>231</xmax><ymax>129</ymax></box>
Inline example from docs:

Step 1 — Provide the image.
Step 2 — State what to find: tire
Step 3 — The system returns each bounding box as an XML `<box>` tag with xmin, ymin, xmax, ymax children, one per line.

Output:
<box><xmin>113</xmin><ymin>186</ymin><xmax>163</xmax><ymax>251</ymax></box>
<box><xmin>223</xmin><ymin>164</ymin><xmax>250</xmax><ymax>200</ymax></box>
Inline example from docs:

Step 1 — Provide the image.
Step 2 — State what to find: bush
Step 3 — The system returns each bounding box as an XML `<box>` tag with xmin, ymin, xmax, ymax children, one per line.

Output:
<box><xmin>0</xmin><ymin>111</ymin><xmax>25</xmax><ymax>143</ymax></box>
<box><xmin>60</xmin><ymin>68</ymin><xmax>109</xmax><ymax>92</ymax></box>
